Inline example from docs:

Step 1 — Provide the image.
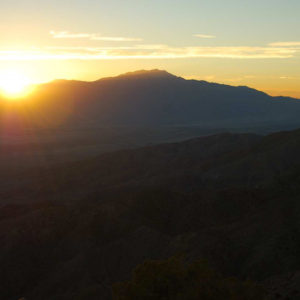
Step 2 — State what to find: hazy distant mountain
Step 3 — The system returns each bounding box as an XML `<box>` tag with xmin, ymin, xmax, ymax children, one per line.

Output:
<box><xmin>7</xmin><ymin>69</ymin><xmax>300</xmax><ymax>129</ymax></box>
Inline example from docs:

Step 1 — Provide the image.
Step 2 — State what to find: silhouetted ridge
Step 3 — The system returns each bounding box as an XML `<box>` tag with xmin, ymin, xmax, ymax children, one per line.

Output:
<box><xmin>6</xmin><ymin>69</ymin><xmax>300</xmax><ymax>129</ymax></box>
<box><xmin>93</xmin><ymin>69</ymin><xmax>178</xmax><ymax>83</ymax></box>
<box><xmin>117</xmin><ymin>69</ymin><xmax>177</xmax><ymax>79</ymax></box>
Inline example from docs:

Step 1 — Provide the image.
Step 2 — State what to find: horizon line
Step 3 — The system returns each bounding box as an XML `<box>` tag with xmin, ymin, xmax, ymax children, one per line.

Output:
<box><xmin>11</xmin><ymin>69</ymin><xmax>300</xmax><ymax>100</ymax></box>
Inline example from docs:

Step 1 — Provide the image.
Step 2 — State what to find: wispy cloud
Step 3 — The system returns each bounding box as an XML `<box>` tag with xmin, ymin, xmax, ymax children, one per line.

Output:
<box><xmin>184</xmin><ymin>74</ymin><xmax>258</xmax><ymax>83</ymax></box>
<box><xmin>50</xmin><ymin>31</ymin><xmax>92</xmax><ymax>39</ymax></box>
<box><xmin>194</xmin><ymin>34</ymin><xmax>216</xmax><ymax>39</ymax></box>
<box><xmin>180</xmin><ymin>46</ymin><xmax>296</xmax><ymax>59</ymax></box>
<box><xmin>184</xmin><ymin>75</ymin><xmax>216</xmax><ymax>81</ymax></box>
<box><xmin>50</xmin><ymin>31</ymin><xmax>142</xmax><ymax>42</ymax></box>
<box><xmin>92</xmin><ymin>36</ymin><xmax>143</xmax><ymax>42</ymax></box>
<box><xmin>269</xmin><ymin>41</ymin><xmax>300</xmax><ymax>47</ymax></box>
<box><xmin>280</xmin><ymin>76</ymin><xmax>300</xmax><ymax>80</ymax></box>
<box><xmin>0</xmin><ymin>45</ymin><xmax>297</xmax><ymax>61</ymax></box>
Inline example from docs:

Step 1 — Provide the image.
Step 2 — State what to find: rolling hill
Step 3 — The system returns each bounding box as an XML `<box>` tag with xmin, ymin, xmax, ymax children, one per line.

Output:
<box><xmin>1</xmin><ymin>129</ymin><xmax>300</xmax><ymax>299</ymax></box>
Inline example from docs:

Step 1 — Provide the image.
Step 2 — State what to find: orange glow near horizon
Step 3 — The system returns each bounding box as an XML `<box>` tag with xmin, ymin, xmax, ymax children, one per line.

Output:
<box><xmin>0</xmin><ymin>65</ymin><xmax>299</xmax><ymax>100</ymax></box>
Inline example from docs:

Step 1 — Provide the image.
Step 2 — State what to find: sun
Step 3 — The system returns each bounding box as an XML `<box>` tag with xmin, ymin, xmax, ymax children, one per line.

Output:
<box><xmin>0</xmin><ymin>69</ymin><xmax>33</xmax><ymax>99</ymax></box>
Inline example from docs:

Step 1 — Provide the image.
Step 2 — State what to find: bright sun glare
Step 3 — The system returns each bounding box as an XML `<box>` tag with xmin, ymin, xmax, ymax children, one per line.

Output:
<box><xmin>0</xmin><ymin>70</ymin><xmax>33</xmax><ymax>99</ymax></box>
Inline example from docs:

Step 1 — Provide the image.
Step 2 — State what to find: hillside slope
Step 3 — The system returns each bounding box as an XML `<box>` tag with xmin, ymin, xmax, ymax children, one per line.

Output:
<box><xmin>1</xmin><ymin>129</ymin><xmax>300</xmax><ymax>299</ymax></box>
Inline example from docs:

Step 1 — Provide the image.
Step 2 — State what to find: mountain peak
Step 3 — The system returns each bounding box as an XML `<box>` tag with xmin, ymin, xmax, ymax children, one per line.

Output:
<box><xmin>117</xmin><ymin>69</ymin><xmax>177</xmax><ymax>79</ymax></box>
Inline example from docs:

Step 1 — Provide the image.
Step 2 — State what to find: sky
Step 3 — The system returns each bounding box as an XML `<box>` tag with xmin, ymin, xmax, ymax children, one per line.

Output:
<box><xmin>1</xmin><ymin>0</ymin><xmax>300</xmax><ymax>97</ymax></box>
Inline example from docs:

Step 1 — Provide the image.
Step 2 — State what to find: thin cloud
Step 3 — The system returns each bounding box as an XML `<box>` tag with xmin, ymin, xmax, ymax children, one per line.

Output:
<box><xmin>269</xmin><ymin>41</ymin><xmax>300</xmax><ymax>47</ymax></box>
<box><xmin>0</xmin><ymin>45</ymin><xmax>297</xmax><ymax>61</ymax></box>
<box><xmin>46</xmin><ymin>44</ymin><xmax>168</xmax><ymax>51</ymax></box>
<box><xmin>184</xmin><ymin>75</ymin><xmax>216</xmax><ymax>81</ymax></box>
<box><xmin>50</xmin><ymin>31</ymin><xmax>142</xmax><ymax>42</ymax></box>
<box><xmin>92</xmin><ymin>36</ymin><xmax>143</xmax><ymax>42</ymax></box>
<box><xmin>194</xmin><ymin>34</ymin><xmax>216</xmax><ymax>39</ymax></box>
<box><xmin>280</xmin><ymin>76</ymin><xmax>300</xmax><ymax>80</ymax></box>
<box><xmin>184</xmin><ymin>75</ymin><xmax>258</xmax><ymax>83</ymax></box>
<box><xmin>50</xmin><ymin>31</ymin><xmax>91</xmax><ymax>39</ymax></box>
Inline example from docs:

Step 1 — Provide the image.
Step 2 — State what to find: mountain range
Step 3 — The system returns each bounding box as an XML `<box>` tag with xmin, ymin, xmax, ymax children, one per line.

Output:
<box><xmin>1</xmin><ymin>129</ymin><xmax>300</xmax><ymax>299</ymax></box>
<box><xmin>1</xmin><ymin>70</ymin><xmax>300</xmax><ymax>299</ymax></box>
<box><xmin>3</xmin><ymin>69</ymin><xmax>300</xmax><ymax>130</ymax></box>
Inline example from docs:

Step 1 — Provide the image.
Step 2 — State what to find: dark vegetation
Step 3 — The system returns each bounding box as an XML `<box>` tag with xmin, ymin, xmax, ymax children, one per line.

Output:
<box><xmin>1</xmin><ymin>129</ymin><xmax>300</xmax><ymax>299</ymax></box>
<box><xmin>112</xmin><ymin>256</ymin><xmax>266</xmax><ymax>300</ymax></box>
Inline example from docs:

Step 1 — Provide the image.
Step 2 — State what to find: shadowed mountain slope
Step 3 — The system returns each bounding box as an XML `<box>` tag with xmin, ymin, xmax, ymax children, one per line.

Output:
<box><xmin>2</xmin><ymin>70</ymin><xmax>300</xmax><ymax>129</ymax></box>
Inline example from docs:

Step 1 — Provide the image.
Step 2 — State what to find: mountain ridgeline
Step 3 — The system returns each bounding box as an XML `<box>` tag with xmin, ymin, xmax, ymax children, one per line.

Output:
<box><xmin>3</xmin><ymin>69</ymin><xmax>300</xmax><ymax>129</ymax></box>
<box><xmin>1</xmin><ymin>70</ymin><xmax>300</xmax><ymax>299</ymax></box>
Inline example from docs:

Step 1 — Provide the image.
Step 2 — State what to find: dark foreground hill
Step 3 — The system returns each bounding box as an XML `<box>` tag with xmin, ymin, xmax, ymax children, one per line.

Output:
<box><xmin>2</xmin><ymin>69</ymin><xmax>300</xmax><ymax>129</ymax></box>
<box><xmin>1</xmin><ymin>129</ymin><xmax>300</xmax><ymax>299</ymax></box>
